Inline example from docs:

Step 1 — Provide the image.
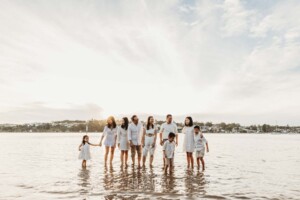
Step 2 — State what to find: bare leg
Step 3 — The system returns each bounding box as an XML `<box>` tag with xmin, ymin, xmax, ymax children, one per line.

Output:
<box><xmin>137</xmin><ymin>146</ymin><xmax>142</xmax><ymax>168</ymax></box>
<box><xmin>190</xmin><ymin>153</ymin><xmax>194</xmax><ymax>169</ymax></box>
<box><xmin>104</xmin><ymin>147</ymin><xmax>109</xmax><ymax>165</ymax></box>
<box><xmin>186</xmin><ymin>152</ymin><xmax>190</xmax><ymax>168</ymax></box>
<box><xmin>131</xmin><ymin>146</ymin><xmax>135</xmax><ymax>166</ymax></box>
<box><xmin>150</xmin><ymin>155</ymin><xmax>154</xmax><ymax>167</ymax></box>
<box><xmin>82</xmin><ymin>160</ymin><xmax>86</xmax><ymax>168</ymax></box>
<box><xmin>197</xmin><ymin>158</ymin><xmax>200</xmax><ymax>169</ymax></box>
<box><xmin>110</xmin><ymin>147</ymin><xmax>115</xmax><ymax>166</ymax></box>
<box><xmin>200</xmin><ymin>157</ymin><xmax>205</xmax><ymax>171</ymax></box>
<box><xmin>124</xmin><ymin>151</ymin><xmax>128</xmax><ymax>166</ymax></box>
<box><xmin>120</xmin><ymin>151</ymin><xmax>124</xmax><ymax>167</ymax></box>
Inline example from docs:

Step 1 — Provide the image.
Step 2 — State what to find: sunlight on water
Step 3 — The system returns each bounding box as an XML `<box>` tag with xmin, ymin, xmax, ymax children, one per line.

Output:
<box><xmin>0</xmin><ymin>133</ymin><xmax>299</xmax><ymax>199</ymax></box>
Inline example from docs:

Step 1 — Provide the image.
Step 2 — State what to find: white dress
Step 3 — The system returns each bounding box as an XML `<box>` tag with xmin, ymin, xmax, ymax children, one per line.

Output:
<box><xmin>143</xmin><ymin>125</ymin><xmax>157</xmax><ymax>156</ymax></box>
<box><xmin>103</xmin><ymin>126</ymin><xmax>117</xmax><ymax>147</ymax></box>
<box><xmin>78</xmin><ymin>143</ymin><xmax>91</xmax><ymax>160</ymax></box>
<box><xmin>182</xmin><ymin>126</ymin><xmax>195</xmax><ymax>153</ymax></box>
<box><xmin>117</xmin><ymin>126</ymin><xmax>129</xmax><ymax>151</ymax></box>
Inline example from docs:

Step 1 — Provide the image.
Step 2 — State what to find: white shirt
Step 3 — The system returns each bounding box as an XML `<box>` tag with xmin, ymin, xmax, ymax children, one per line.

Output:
<box><xmin>128</xmin><ymin>122</ymin><xmax>143</xmax><ymax>145</ymax></box>
<box><xmin>194</xmin><ymin>134</ymin><xmax>207</xmax><ymax>151</ymax></box>
<box><xmin>163</xmin><ymin>140</ymin><xmax>176</xmax><ymax>158</ymax></box>
<box><xmin>145</xmin><ymin>125</ymin><xmax>157</xmax><ymax>135</ymax></box>
<box><xmin>160</xmin><ymin>122</ymin><xmax>178</xmax><ymax>139</ymax></box>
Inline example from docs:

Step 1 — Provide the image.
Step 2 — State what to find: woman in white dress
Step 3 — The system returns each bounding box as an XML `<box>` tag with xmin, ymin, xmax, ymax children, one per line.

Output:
<box><xmin>182</xmin><ymin>116</ymin><xmax>195</xmax><ymax>169</ymax></box>
<box><xmin>78</xmin><ymin>135</ymin><xmax>100</xmax><ymax>168</ymax></box>
<box><xmin>141</xmin><ymin>116</ymin><xmax>157</xmax><ymax>167</ymax></box>
<box><xmin>99</xmin><ymin>116</ymin><xmax>118</xmax><ymax>166</ymax></box>
<box><xmin>117</xmin><ymin>117</ymin><xmax>129</xmax><ymax>167</ymax></box>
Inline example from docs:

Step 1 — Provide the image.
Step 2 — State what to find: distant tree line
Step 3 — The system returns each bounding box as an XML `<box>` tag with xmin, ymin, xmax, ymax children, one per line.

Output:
<box><xmin>0</xmin><ymin>120</ymin><xmax>298</xmax><ymax>133</ymax></box>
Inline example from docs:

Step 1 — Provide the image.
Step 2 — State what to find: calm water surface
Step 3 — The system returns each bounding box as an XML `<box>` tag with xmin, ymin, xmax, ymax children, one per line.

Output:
<box><xmin>0</xmin><ymin>133</ymin><xmax>299</xmax><ymax>200</ymax></box>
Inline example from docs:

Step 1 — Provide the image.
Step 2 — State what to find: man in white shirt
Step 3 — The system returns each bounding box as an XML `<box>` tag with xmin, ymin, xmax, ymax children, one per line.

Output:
<box><xmin>128</xmin><ymin>115</ymin><xmax>143</xmax><ymax>168</ymax></box>
<box><xmin>159</xmin><ymin>114</ymin><xmax>178</xmax><ymax>166</ymax></box>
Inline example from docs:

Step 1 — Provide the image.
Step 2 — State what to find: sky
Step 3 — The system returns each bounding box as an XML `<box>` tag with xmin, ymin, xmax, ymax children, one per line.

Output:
<box><xmin>0</xmin><ymin>0</ymin><xmax>299</xmax><ymax>125</ymax></box>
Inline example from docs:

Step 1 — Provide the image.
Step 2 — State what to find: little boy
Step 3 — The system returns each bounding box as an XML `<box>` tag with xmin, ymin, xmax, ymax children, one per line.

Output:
<box><xmin>163</xmin><ymin>132</ymin><xmax>176</xmax><ymax>173</ymax></box>
<box><xmin>194</xmin><ymin>126</ymin><xmax>209</xmax><ymax>171</ymax></box>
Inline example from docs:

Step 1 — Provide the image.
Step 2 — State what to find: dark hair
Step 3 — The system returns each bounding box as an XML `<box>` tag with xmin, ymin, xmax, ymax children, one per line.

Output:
<box><xmin>194</xmin><ymin>125</ymin><xmax>200</xmax><ymax>130</ymax></box>
<box><xmin>82</xmin><ymin>135</ymin><xmax>90</xmax><ymax>145</ymax></box>
<box><xmin>185</xmin><ymin>116</ymin><xmax>193</xmax><ymax>127</ymax></box>
<box><xmin>107</xmin><ymin>116</ymin><xmax>117</xmax><ymax>129</ymax></box>
<box><xmin>168</xmin><ymin>132</ymin><xmax>175</xmax><ymax>138</ymax></box>
<box><xmin>166</xmin><ymin>114</ymin><xmax>172</xmax><ymax>118</ymax></box>
<box><xmin>131</xmin><ymin>115</ymin><xmax>137</xmax><ymax>121</ymax></box>
<box><xmin>121</xmin><ymin>117</ymin><xmax>129</xmax><ymax>130</ymax></box>
<box><xmin>146</xmin><ymin>116</ymin><xmax>154</xmax><ymax>130</ymax></box>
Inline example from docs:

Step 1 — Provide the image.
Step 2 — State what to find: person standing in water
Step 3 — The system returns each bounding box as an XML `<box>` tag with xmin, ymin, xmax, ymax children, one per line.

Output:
<box><xmin>182</xmin><ymin>116</ymin><xmax>195</xmax><ymax>169</ymax></box>
<box><xmin>141</xmin><ymin>116</ymin><xmax>157</xmax><ymax>167</ymax></box>
<box><xmin>159</xmin><ymin>114</ymin><xmax>178</xmax><ymax>166</ymax></box>
<box><xmin>99</xmin><ymin>116</ymin><xmax>118</xmax><ymax>166</ymax></box>
<box><xmin>128</xmin><ymin>115</ymin><xmax>143</xmax><ymax>168</ymax></box>
<box><xmin>194</xmin><ymin>125</ymin><xmax>209</xmax><ymax>171</ymax></box>
<box><xmin>78</xmin><ymin>135</ymin><xmax>100</xmax><ymax>168</ymax></box>
<box><xmin>117</xmin><ymin>117</ymin><xmax>130</xmax><ymax>167</ymax></box>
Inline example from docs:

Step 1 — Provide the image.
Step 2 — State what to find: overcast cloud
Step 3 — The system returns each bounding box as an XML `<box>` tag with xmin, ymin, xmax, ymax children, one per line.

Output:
<box><xmin>0</xmin><ymin>0</ymin><xmax>299</xmax><ymax>125</ymax></box>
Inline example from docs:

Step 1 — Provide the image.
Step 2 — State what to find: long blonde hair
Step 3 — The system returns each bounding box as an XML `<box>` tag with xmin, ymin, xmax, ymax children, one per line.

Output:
<box><xmin>107</xmin><ymin>116</ymin><xmax>116</xmax><ymax>129</ymax></box>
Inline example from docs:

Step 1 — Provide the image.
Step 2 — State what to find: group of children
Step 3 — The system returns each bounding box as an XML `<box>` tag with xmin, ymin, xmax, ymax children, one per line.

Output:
<box><xmin>78</xmin><ymin>116</ymin><xmax>209</xmax><ymax>173</ymax></box>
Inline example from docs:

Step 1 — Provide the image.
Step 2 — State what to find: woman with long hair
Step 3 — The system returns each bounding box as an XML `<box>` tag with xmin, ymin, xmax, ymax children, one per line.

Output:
<box><xmin>99</xmin><ymin>116</ymin><xmax>118</xmax><ymax>166</ymax></box>
<box><xmin>117</xmin><ymin>117</ymin><xmax>129</xmax><ymax>167</ymax></box>
<box><xmin>182</xmin><ymin>116</ymin><xmax>195</xmax><ymax>169</ymax></box>
<box><xmin>141</xmin><ymin>116</ymin><xmax>157</xmax><ymax>167</ymax></box>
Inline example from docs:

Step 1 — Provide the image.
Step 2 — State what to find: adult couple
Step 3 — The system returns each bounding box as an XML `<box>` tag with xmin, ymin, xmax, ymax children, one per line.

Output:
<box><xmin>128</xmin><ymin>114</ymin><xmax>178</xmax><ymax>168</ymax></box>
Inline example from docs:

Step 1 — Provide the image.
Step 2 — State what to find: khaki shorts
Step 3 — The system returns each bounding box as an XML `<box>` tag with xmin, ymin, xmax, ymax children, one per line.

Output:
<box><xmin>165</xmin><ymin>158</ymin><xmax>174</xmax><ymax>166</ymax></box>
<box><xmin>131</xmin><ymin>145</ymin><xmax>142</xmax><ymax>158</ymax></box>
<box><xmin>195</xmin><ymin>150</ymin><xmax>205</xmax><ymax>158</ymax></box>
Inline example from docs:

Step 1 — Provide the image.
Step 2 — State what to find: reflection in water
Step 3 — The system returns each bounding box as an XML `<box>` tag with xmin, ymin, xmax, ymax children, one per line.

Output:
<box><xmin>2</xmin><ymin>133</ymin><xmax>299</xmax><ymax>199</ymax></box>
<box><xmin>77</xmin><ymin>168</ymin><xmax>91</xmax><ymax>195</ymax></box>
<box><xmin>184</xmin><ymin>170</ymin><xmax>206</xmax><ymax>197</ymax></box>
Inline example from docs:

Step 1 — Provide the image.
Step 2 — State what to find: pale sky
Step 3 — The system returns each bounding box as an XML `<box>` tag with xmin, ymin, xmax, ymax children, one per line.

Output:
<box><xmin>0</xmin><ymin>0</ymin><xmax>299</xmax><ymax>125</ymax></box>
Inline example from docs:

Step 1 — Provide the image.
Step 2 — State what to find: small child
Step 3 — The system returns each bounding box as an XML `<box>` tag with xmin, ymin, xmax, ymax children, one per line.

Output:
<box><xmin>163</xmin><ymin>132</ymin><xmax>176</xmax><ymax>173</ymax></box>
<box><xmin>194</xmin><ymin>126</ymin><xmax>209</xmax><ymax>171</ymax></box>
<box><xmin>78</xmin><ymin>135</ymin><xmax>99</xmax><ymax>167</ymax></box>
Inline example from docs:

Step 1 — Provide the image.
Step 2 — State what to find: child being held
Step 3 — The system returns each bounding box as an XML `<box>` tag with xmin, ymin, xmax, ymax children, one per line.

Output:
<box><xmin>78</xmin><ymin>135</ymin><xmax>100</xmax><ymax>168</ymax></box>
<box><xmin>194</xmin><ymin>126</ymin><xmax>209</xmax><ymax>171</ymax></box>
<box><xmin>163</xmin><ymin>132</ymin><xmax>176</xmax><ymax>173</ymax></box>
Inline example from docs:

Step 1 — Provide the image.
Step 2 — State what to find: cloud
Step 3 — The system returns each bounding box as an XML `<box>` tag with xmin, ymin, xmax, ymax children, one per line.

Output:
<box><xmin>0</xmin><ymin>0</ymin><xmax>299</xmax><ymax>125</ymax></box>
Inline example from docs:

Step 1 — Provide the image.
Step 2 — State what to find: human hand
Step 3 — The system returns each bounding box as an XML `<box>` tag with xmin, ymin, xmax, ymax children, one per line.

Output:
<box><xmin>160</xmin><ymin>140</ymin><xmax>163</xmax><ymax>146</ymax></box>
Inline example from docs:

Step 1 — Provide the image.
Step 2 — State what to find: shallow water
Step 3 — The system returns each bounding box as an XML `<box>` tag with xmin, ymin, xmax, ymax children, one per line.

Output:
<box><xmin>0</xmin><ymin>133</ymin><xmax>299</xmax><ymax>200</ymax></box>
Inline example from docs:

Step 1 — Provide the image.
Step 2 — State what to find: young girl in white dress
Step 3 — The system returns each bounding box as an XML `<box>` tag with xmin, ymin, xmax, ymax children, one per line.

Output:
<box><xmin>182</xmin><ymin>116</ymin><xmax>195</xmax><ymax>169</ymax></box>
<box><xmin>99</xmin><ymin>116</ymin><xmax>118</xmax><ymax>166</ymax></box>
<box><xmin>78</xmin><ymin>135</ymin><xmax>100</xmax><ymax>167</ymax></box>
<box><xmin>142</xmin><ymin>116</ymin><xmax>157</xmax><ymax>167</ymax></box>
<box><xmin>117</xmin><ymin>117</ymin><xmax>129</xmax><ymax>167</ymax></box>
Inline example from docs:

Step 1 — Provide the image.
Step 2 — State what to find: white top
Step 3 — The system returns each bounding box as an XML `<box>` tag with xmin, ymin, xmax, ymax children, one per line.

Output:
<box><xmin>160</xmin><ymin>122</ymin><xmax>178</xmax><ymax>139</ymax></box>
<box><xmin>78</xmin><ymin>143</ymin><xmax>91</xmax><ymax>160</ymax></box>
<box><xmin>194</xmin><ymin>134</ymin><xmax>207</xmax><ymax>151</ymax></box>
<box><xmin>128</xmin><ymin>122</ymin><xmax>143</xmax><ymax>145</ymax></box>
<box><xmin>145</xmin><ymin>125</ymin><xmax>157</xmax><ymax>135</ymax></box>
<box><xmin>182</xmin><ymin>126</ymin><xmax>195</xmax><ymax>152</ymax></box>
<box><xmin>163</xmin><ymin>140</ymin><xmax>176</xmax><ymax>158</ymax></box>
<box><xmin>117</xmin><ymin>126</ymin><xmax>129</xmax><ymax>150</ymax></box>
<box><xmin>103</xmin><ymin>126</ymin><xmax>117</xmax><ymax>147</ymax></box>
